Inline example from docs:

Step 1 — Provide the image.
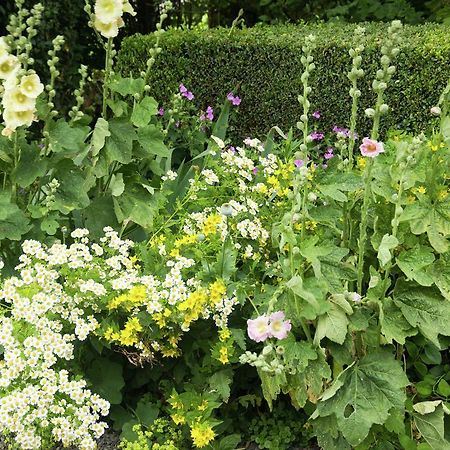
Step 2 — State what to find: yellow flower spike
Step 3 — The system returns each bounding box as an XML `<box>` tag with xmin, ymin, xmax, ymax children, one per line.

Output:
<box><xmin>190</xmin><ymin>423</ymin><xmax>216</xmax><ymax>448</ymax></box>
<box><xmin>104</xmin><ymin>327</ymin><xmax>115</xmax><ymax>341</ymax></box>
<box><xmin>209</xmin><ymin>280</ymin><xmax>226</xmax><ymax>304</ymax></box>
<box><xmin>218</xmin><ymin>346</ymin><xmax>229</xmax><ymax>364</ymax></box>
<box><xmin>219</xmin><ymin>328</ymin><xmax>231</xmax><ymax>342</ymax></box>
<box><xmin>169</xmin><ymin>248</ymin><xmax>180</xmax><ymax>258</ymax></box>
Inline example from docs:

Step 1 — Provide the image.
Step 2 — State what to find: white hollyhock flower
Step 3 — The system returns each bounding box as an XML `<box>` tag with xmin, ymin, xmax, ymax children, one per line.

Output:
<box><xmin>94</xmin><ymin>18</ymin><xmax>121</xmax><ymax>38</ymax></box>
<box><xmin>94</xmin><ymin>0</ymin><xmax>123</xmax><ymax>24</ymax></box>
<box><xmin>0</xmin><ymin>54</ymin><xmax>20</xmax><ymax>80</ymax></box>
<box><xmin>122</xmin><ymin>0</ymin><xmax>136</xmax><ymax>15</ymax></box>
<box><xmin>2</xmin><ymin>84</ymin><xmax>35</xmax><ymax>112</ymax></box>
<box><xmin>19</xmin><ymin>74</ymin><xmax>44</xmax><ymax>99</ymax></box>
<box><xmin>3</xmin><ymin>108</ymin><xmax>34</xmax><ymax>130</ymax></box>
<box><xmin>0</xmin><ymin>37</ymin><xmax>9</xmax><ymax>57</ymax></box>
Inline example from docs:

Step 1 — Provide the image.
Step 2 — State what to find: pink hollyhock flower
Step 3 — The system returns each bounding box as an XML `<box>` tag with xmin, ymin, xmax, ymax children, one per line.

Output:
<box><xmin>360</xmin><ymin>137</ymin><xmax>384</xmax><ymax>158</ymax></box>
<box><xmin>268</xmin><ymin>311</ymin><xmax>291</xmax><ymax>340</ymax></box>
<box><xmin>247</xmin><ymin>315</ymin><xmax>271</xmax><ymax>342</ymax></box>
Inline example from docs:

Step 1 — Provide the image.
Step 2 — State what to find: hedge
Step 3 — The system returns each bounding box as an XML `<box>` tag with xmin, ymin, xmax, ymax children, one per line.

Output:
<box><xmin>117</xmin><ymin>23</ymin><xmax>450</xmax><ymax>139</ymax></box>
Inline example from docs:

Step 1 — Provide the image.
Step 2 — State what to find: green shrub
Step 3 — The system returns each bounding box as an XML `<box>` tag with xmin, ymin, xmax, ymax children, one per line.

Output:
<box><xmin>117</xmin><ymin>22</ymin><xmax>450</xmax><ymax>138</ymax></box>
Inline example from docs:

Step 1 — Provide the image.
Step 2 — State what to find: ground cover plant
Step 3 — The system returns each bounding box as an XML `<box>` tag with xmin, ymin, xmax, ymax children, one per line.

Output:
<box><xmin>0</xmin><ymin>1</ymin><xmax>450</xmax><ymax>450</ymax></box>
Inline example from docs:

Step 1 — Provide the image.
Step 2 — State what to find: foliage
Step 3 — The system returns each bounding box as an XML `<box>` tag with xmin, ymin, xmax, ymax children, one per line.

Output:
<box><xmin>118</xmin><ymin>22</ymin><xmax>450</xmax><ymax>140</ymax></box>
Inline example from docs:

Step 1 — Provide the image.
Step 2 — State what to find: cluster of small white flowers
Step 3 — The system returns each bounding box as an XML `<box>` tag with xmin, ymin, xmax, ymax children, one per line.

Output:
<box><xmin>93</xmin><ymin>0</ymin><xmax>136</xmax><ymax>38</ymax></box>
<box><xmin>212</xmin><ymin>295</ymin><xmax>239</xmax><ymax>328</ymax></box>
<box><xmin>259</xmin><ymin>154</ymin><xmax>278</xmax><ymax>176</ymax></box>
<box><xmin>201</xmin><ymin>169</ymin><xmax>220</xmax><ymax>185</ymax></box>
<box><xmin>220</xmin><ymin>147</ymin><xmax>255</xmax><ymax>181</ymax></box>
<box><xmin>243</xmin><ymin>137</ymin><xmax>265</xmax><ymax>153</ymax></box>
<box><xmin>162</xmin><ymin>170</ymin><xmax>178</xmax><ymax>182</ymax></box>
<box><xmin>0</xmin><ymin>227</ymin><xmax>148</xmax><ymax>448</ymax></box>
<box><xmin>236</xmin><ymin>218</ymin><xmax>269</xmax><ymax>243</ymax></box>
<box><xmin>0</xmin><ymin>36</ymin><xmax>44</xmax><ymax>136</ymax></box>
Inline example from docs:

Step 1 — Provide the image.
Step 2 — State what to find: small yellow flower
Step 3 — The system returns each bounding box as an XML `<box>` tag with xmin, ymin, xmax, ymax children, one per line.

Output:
<box><xmin>197</xmin><ymin>400</ymin><xmax>209</xmax><ymax>411</ymax></box>
<box><xmin>104</xmin><ymin>327</ymin><xmax>115</xmax><ymax>341</ymax></box>
<box><xmin>357</xmin><ymin>156</ymin><xmax>366</xmax><ymax>170</ymax></box>
<box><xmin>438</xmin><ymin>189</ymin><xmax>449</xmax><ymax>201</ymax></box>
<box><xmin>267</xmin><ymin>176</ymin><xmax>280</xmax><ymax>187</ymax></box>
<box><xmin>416</xmin><ymin>186</ymin><xmax>427</xmax><ymax>194</ymax></box>
<box><xmin>219</xmin><ymin>328</ymin><xmax>231</xmax><ymax>342</ymax></box>
<box><xmin>190</xmin><ymin>423</ymin><xmax>216</xmax><ymax>448</ymax></box>
<box><xmin>171</xmin><ymin>413</ymin><xmax>186</xmax><ymax>425</ymax></box>
<box><xmin>218</xmin><ymin>346</ymin><xmax>229</xmax><ymax>364</ymax></box>
<box><xmin>209</xmin><ymin>279</ymin><xmax>226</xmax><ymax>304</ymax></box>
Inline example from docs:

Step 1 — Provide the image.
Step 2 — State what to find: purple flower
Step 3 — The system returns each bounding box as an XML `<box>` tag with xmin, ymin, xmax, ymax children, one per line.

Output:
<box><xmin>206</xmin><ymin>106</ymin><xmax>214</xmax><ymax>121</ymax></box>
<box><xmin>333</xmin><ymin>126</ymin><xmax>358</xmax><ymax>140</ymax></box>
<box><xmin>228</xmin><ymin>145</ymin><xmax>236</xmax><ymax>153</ymax></box>
<box><xmin>268</xmin><ymin>311</ymin><xmax>291</xmax><ymax>340</ymax></box>
<box><xmin>179</xmin><ymin>83</ymin><xmax>187</xmax><ymax>94</ymax></box>
<box><xmin>252</xmin><ymin>167</ymin><xmax>258</xmax><ymax>175</ymax></box>
<box><xmin>324</xmin><ymin>147</ymin><xmax>334</xmax><ymax>160</ymax></box>
<box><xmin>158</xmin><ymin>107</ymin><xmax>165</xmax><ymax>116</ymax></box>
<box><xmin>227</xmin><ymin>92</ymin><xmax>241</xmax><ymax>106</ymax></box>
<box><xmin>312</xmin><ymin>110</ymin><xmax>321</xmax><ymax>119</ymax></box>
<box><xmin>185</xmin><ymin>91</ymin><xmax>194</xmax><ymax>101</ymax></box>
<box><xmin>309</xmin><ymin>131</ymin><xmax>324</xmax><ymax>141</ymax></box>
<box><xmin>247</xmin><ymin>316</ymin><xmax>271</xmax><ymax>343</ymax></box>
<box><xmin>179</xmin><ymin>83</ymin><xmax>194</xmax><ymax>100</ymax></box>
<box><xmin>199</xmin><ymin>113</ymin><xmax>206</xmax><ymax>121</ymax></box>
<box><xmin>294</xmin><ymin>159</ymin><xmax>304</xmax><ymax>168</ymax></box>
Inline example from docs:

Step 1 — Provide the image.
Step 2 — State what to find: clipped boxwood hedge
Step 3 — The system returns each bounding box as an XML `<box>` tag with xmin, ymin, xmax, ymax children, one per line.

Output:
<box><xmin>117</xmin><ymin>23</ymin><xmax>450</xmax><ymax>139</ymax></box>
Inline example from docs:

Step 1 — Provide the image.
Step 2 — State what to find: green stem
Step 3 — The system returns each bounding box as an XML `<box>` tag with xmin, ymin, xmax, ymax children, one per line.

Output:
<box><xmin>356</xmin><ymin>158</ymin><xmax>374</xmax><ymax>294</ymax></box>
<box><xmin>11</xmin><ymin>133</ymin><xmax>19</xmax><ymax>202</ymax></box>
<box><xmin>102</xmin><ymin>38</ymin><xmax>113</xmax><ymax>119</ymax></box>
<box><xmin>347</xmin><ymin>92</ymin><xmax>359</xmax><ymax>168</ymax></box>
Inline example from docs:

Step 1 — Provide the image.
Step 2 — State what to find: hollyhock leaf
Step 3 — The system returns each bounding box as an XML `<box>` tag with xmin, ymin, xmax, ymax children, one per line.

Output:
<box><xmin>314</xmin><ymin>303</ymin><xmax>349</xmax><ymax>345</ymax></box>
<box><xmin>413</xmin><ymin>402</ymin><xmax>450</xmax><ymax>450</ymax></box>
<box><xmin>209</xmin><ymin>369</ymin><xmax>233</xmax><ymax>403</ymax></box>
<box><xmin>48</xmin><ymin>119</ymin><xmax>90</xmax><ymax>156</ymax></box>
<box><xmin>135</xmin><ymin>400</ymin><xmax>159</xmax><ymax>427</ymax></box>
<box><xmin>137</xmin><ymin>124</ymin><xmax>169</xmax><ymax>158</ymax></box>
<box><xmin>11</xmin><ymin>142</ymin><xmax>47</xmax><ymax>188</ymax></box>
<box><xmin>393</xmin><ymin>279</ymin><xmax>450</xmax><ymax>347</ymax></box>
<box><xmin>109</xmin><ymin>75</ymin><xmax>145</xmax><ymax>97</ymax></box>
<box><xmin>131</xmin><ymin>96</ymin><xmax>158</xmax><ymax>127</ymax></box>
<box><xmin>86</xmin><ymin>358</ymin><xmax>125</xmax><ymax>404</ymax></box>
<box><xmin>396</xmin><ymin>245</ymin><xmax>435</xmax><ymax>286</ymax></box>
<box><xmin>0</xmin><ymin>191</ymin><xmax>31</xmax><ymax>240</ymax></box>
<box><xmin>379</xmin><ymin>297</ymin><xmax>417</xmax><ymax>344</ymax></box>
<box><xmin>377</xmin><ymin>233</ymin><xmax>399</xmax><ymax>267</ymax></box>
<box><xmin>91</xmin><ymin>117</ymin><xmax>110</xmax><ymax>157</ymax></box>
<box><xmin>105</xmin><ymin>119</ymin><xmax>136</xmax><ymax>164</ymax></box>
<box><xmin>317</xmin><ymin>351</ymin><xmax>408</xmax><ymax>447</ymax></box>
<box><xmin>430</xmin><ymin>253</ymin><xmax>450</xmax><ymax>300</ymax></box>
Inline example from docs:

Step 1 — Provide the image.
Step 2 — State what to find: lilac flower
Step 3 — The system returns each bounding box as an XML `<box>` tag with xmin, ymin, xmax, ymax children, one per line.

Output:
<box><xmin>227</xmin><ymin>92</ymin><xmax>241</xmax><ymax>106</ymax></box>
<box><xmin>333</xmin><ymin>126</ymin><xmax>358</xmax><ymax>140</ymax></box>
<box><xmin>228</xmin><ymin>145</ymin><xmax>236</xmax><ymax>153</ymax></box>
<box><xmin>312</xmin><ymin>110</ymin><xmax>321</xmax><ymax>119</ymax></box>
<box><xmin>252</xmin><ymin>167</ymin><xmax>258</xmax><ymax>175</ymax></box>
<box><xmin>294</xmin><ymin>159</ymin><xmax>304</xmax><ymax>168</ymax></box>
<box><xmin>158</xmin><ymin>107</ymin><xmax>165</xmax><ymax>116</ymax></box>
<box><xmin>324</xmin><ymin>147</ymin><xmax>334</xmax><ymax>160</ymax></box>
<box><xmin>199</xmin><ymin>113</ymin><xmax>206</xmax><ymax>121</ymax></box>
<box><xmin>360</xmin><ymin>137</ymin><xmax>384</xmax><ymax>158</ymax></box>
<box><xmin>179</xmin><ymin>83</ymin><xmax>187</xmax><ymax>94</ymax></box>
<box><xmin>206</xmin><ymin>106</ymin><xmax>214</xmax><ymax>121</ymax></box>
<box><xmin>309</xmin><ymin>131</ymin><xmax>324</xmax><ymax>141</ymax></box>
<box><xmin>185</xmin><ymin>91</ymin><xmax>194</xmax><ymax>100</ymax></box>
<box><xmin>268</xmin><ymin>311</ymin><xmax>291</xmax><ymax>340</ymax></box>
<box><xmin>247</xmin><ymin>316</ymin><xmax>271</xmax><ymax>342</ymax></box>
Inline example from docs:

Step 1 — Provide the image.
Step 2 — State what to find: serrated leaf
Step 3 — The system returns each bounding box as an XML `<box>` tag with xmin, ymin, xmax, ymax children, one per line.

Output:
<box><xmin>379</xmin><ymin>297</ymin><xmax>417</xmax><ymax>344</ymax></box>
<box><xmin>86</xmin><ymin>358</ymin><xmax>125</xmax><ymax>404</ymax></box>
<box><xmin>317</xmin><ymin>351</ymin><xmax>408</xmax><ymax>447</ymax></box>
<box><xmin>136</xmin><ymin>124</ymin><xmax>169</xmax><ymax>158</ymax></box>
<box><xmin>430</xmin><ymin>253</ymin><xmax>450</xmax><ymax>300</ymax></box>
<box><xmin>91</xmin><ymin>118</ymin><xmax>110</xmax><ymax>157</ymax></box>
<box><xmin>396</xmin><ymin>244</ymin><xmax>435</xmax><ymax>286</ymax></box>
<box><xmin>393</xmin><ymin>279</ymin><xmax>450</xmax><ymax>347</ymax></box>
<box><xmin>48</xmin><ymin>119</ymin><xmax>89</xmax><ymax>155</ymax></box>
<box><xmin>131</xmin><ymin>96</ymin><xmax>158</xmax><ymax>127</ymax></box>
<box><xmin>135</xmin><ymin>400</ymin><xmax>159</xmax><ymax>427</ymax></box>
<box><xmin>378</xmin><ymin>233</ymin><xmax>399</xmax><ymax>267</ymax></box>
<box><xmin>414</xmin><ymin>402</ymin><xmax>450</xmax><ymax>450</ymax></box>
<box><xmin>105</xmin><ymin>119</ymin><xmax>136</xmax><ymax>164</ymax></box>
<box><xmin>314</xmin><ymin>302</ymin><xmax>349</xmax><ymax>345</ymax></box>
<box><xmin>209</xmin><ymin>370</ymin><xmax>233</xmax><ymax>403</ymax></box>
<box><xmin>11</xmin><ymin>142</ymin><xmax>47</xmax><ymax>188</ymax></box>
<box><xmin>0</xmin><ymin>192</ymin><xmax>31</xmax><ymax>240</ymax></box>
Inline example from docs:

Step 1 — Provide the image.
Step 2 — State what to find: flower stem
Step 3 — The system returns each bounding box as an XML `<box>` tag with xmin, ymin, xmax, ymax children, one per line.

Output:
<box><xmin>102</xmin><ymin>38</ymin><xmax>113</xmax><ymax>119</ymax></box>
<box><xmin>356</xmin><ymin>158</ymin><xmax>373</xmax><ymax>294</ymax></box>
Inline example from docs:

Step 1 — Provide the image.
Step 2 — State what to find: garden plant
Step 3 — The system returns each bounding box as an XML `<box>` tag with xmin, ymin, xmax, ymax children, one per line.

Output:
<box><xmin>0</xmin><ymin>1</ymin><xmax>450</xmax><ymax>450</ymax></box>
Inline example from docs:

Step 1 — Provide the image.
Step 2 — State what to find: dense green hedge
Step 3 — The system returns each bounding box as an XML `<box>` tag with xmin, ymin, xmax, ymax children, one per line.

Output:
<box><xmin>117</xmin><ymin>23</ymin><xmax>450</xmax><ymax>139</ymax></box>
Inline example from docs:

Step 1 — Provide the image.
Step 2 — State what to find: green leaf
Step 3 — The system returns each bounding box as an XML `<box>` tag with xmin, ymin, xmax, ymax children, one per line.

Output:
<box><xmin>396</xmin><ymin>245</ymin><xmax>435</xmax><ymax>286</ymax></box>
<box><xmin>429</xmin><ymin>253</ymin><xmax>450</xmax><ymax>300</ymax></box>
<box><xmin>11</xmin><ymin>142</ymin><xmax>47</xmax><ymax>188</ymax></box>
<box><xmin>378</xmin><ymin>233</ymin><xmax>399</xmax><ymax>268</ymax></box>
<box><xmin>86</xmin><ymin>358</ymin><xmax>125</xmax><ymax>404</ymax></box>
<box><xmin>131</xmin><ymin>96</ymin><xmax>158</xmax><ymax>127</ymax></box>
<box><xmin>217</xmin><ymin>434</ymin><xmax>241</xmax><ymax>450</ymax></box>
<box><xmin>91</xmin><ymin>118</ymin><xmax>110</xmax><ymax>157</ymax></box>
<box><xmin>393</xmin><ymin>279</ymin><xmax>450</xmax><ymax>347</ymax></box>
<box><xmin>109</xmin><ymin>75</ymin><xmax>145</xmax><ymax>97</ymax></box>
<box><xmin>48</xmin><ymin>119</ymin><xmax>89</xmax><ymax>155</ymax></box>
<box><xmin>136</xmin><ymin>124</ymin><xmax>169</xmax><ymax>158</ymax></box>
<box><xmin>209</xmin><ymin>370</ymin><xmax>233</xmax><ymax>403</ymax></box>
<box><xmin>314</xmin><ymin>301</ymin><xmax>349</xmax><ymax>345</ymax></box>
<box><xmin>40</xmin><ymin>216</ymin><xmax>60</xmax><ymax>235</ymax></box>
<box><xmin>105</xmin><ymin>119</ymin><xmax>137</xmax><ymax>164</ymax></box>
<box><xmin>110</xmin><ymin>173</ymin><xmax>125</xmax><ymax>197</ymax></box>
<box><xmin>135</xmin><ymin>399</ymin><xmax>159</xmax><ymax>427</ymax></box>
<box><xmin>319</xmin><ymin>247</ymin><xmax>357</xmax><ymax>291</ymax></box>
<box><xmin>413</xmin><ymin>401</ymin><xmax>450</xmax><ymax>450</ymax></box>
<box><xmin>438</xmin><ymin>380</ymin><xmax>450</xmax><ymax>397</ymax></box>
<box><xmin>317</xmin><ymin>351</ymin><xmax>408</xmax><ymax>447</ymax></box>
<box><xmin>0</xmin><ymin>192</ymin><xmax>31</xmax><ymax>240</ymax></box>
<box><xmin>379</xmin><ymin>297</ymin><xmax>417</xmax><ymax>344</ymax></box>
